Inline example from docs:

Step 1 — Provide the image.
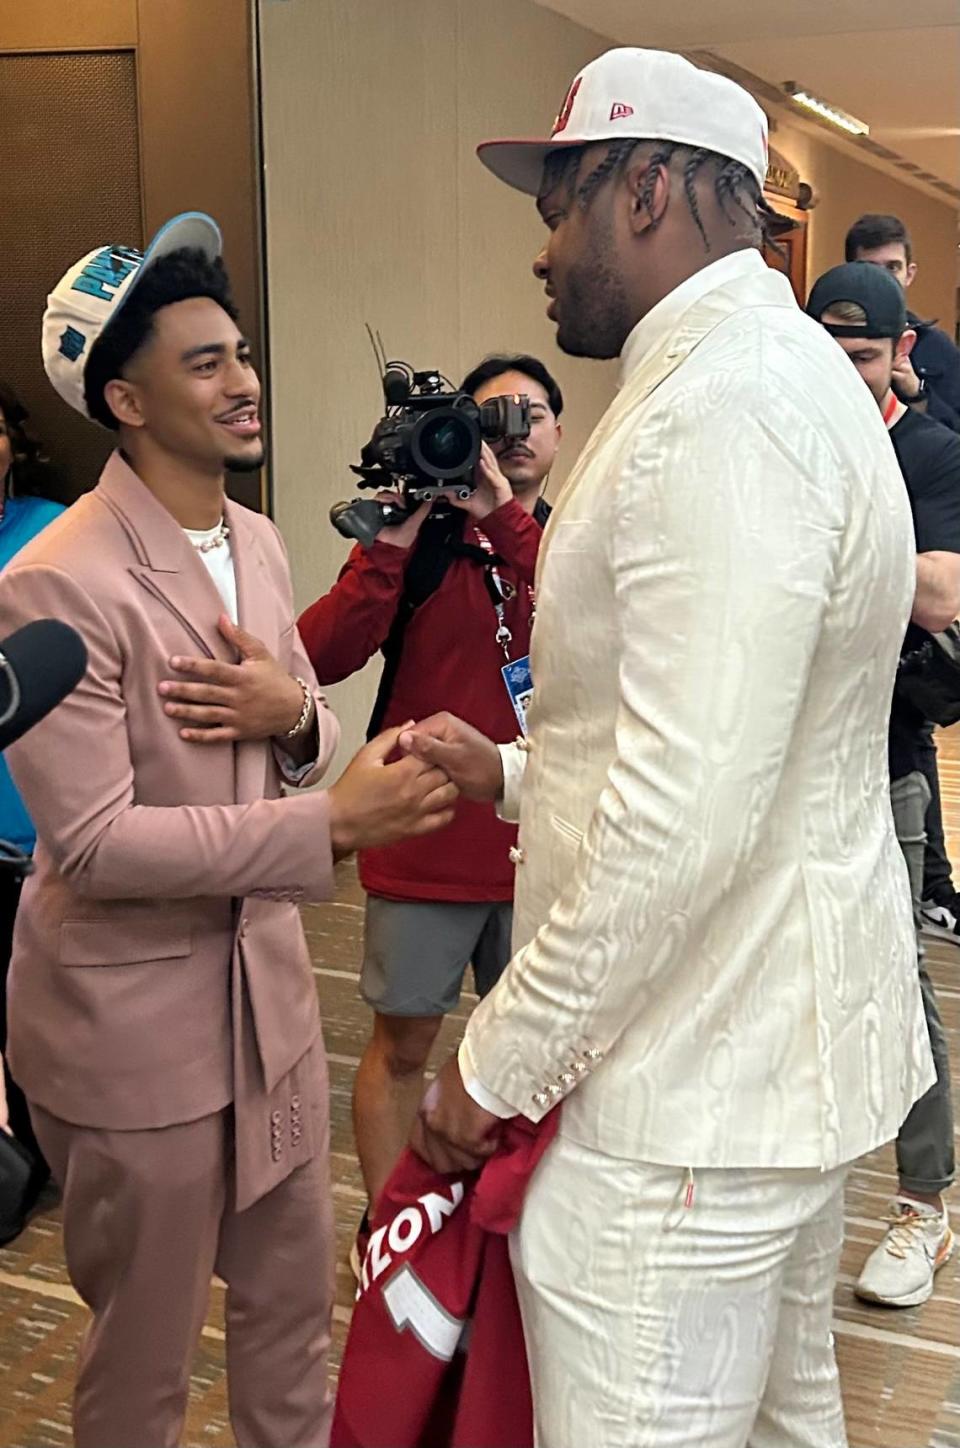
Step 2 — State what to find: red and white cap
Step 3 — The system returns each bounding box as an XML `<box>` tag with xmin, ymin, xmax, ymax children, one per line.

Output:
<box><xmin>477</xmin><ymin>48</ymin><xmax>769</xmax><ymax>196</ymax></box>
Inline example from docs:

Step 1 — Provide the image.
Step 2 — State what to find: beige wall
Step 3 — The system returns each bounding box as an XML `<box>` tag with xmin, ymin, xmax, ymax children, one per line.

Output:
<box><xmin>259</xmin><ymin>0</ymin><xmax>613</xmax><ymax>769</ymax></box>
<box><xmin>769</xmin><ymin>118</ymin><xmax>958</xmax><ymax>327</ymax></box>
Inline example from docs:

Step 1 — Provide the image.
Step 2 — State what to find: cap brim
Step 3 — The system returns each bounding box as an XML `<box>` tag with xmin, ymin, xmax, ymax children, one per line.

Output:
<box><xmin>104</xmin><ymin>211</ymin><xmax>223</xmax><ymax>335</ymax></box>
<box><xmin>141</xmin><ymin>211</ymin><xmax>222</xmax><ymax>272</ymax></box>
<box><xmin>477</xmin><ymin>137</ymin><xmax>586</xmax><ymax>196</ymax></box>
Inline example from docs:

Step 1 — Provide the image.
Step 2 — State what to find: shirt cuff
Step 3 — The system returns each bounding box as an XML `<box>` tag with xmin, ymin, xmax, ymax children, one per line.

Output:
<box><xmin>458</xmin><ymin>1039</ymin><xmax>515</xmax><ymax>1119</ymax></box>
<box><xmin>273</xmin><ymin>709</ymin><xmax>320</xmax><ymax>784</ymax></box>
<box><xmin>496</xmin><ymin>741</ymin><xmax>527</xmax><ymax>824</ymax></box>
<box><xmin>275</xmin><ymin>750</ymin><xmax>316</xmax><ymax>785</ymax></box>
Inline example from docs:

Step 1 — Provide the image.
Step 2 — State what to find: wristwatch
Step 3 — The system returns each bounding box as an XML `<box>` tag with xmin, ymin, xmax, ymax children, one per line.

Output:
<box><xmin>895</xmin><ymin>374</ymin><xmax>927</xmax><ymax>407</ymax></box>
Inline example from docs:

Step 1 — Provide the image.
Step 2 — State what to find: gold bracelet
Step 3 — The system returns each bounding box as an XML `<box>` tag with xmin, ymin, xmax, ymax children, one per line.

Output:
<box><xmin>282</xmin><ymin>677</ymin><xmax>314</xmax><ymax>739</ymax></box>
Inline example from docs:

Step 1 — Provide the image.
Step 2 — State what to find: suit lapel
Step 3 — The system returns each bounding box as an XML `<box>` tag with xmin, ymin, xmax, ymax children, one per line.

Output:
<box><xmin>225</xmin><ymin>501</ymin><xmax>275</xmax><ymax>806</ymax></box>
<box><xmin>98</xmin><ymin>452</ymin><xmax>234</xmax><ymax>664</ymax></box>
<box><xmin>535</xmin><ymin>336</ymin><xmax>694</xmax><ymax>591</ymax></box>
<box><xmin>227</xmin><ymin>501</ymin><xmax>276</xmax><ymax>654</ymax></box>
<box><xmin>540</xmin><ymin>259</ymin><xmax>789</xmax><ymax>572</ymax></box>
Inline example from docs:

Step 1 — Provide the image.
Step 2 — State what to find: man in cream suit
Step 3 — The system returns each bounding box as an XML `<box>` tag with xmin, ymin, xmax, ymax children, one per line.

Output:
<box><xmin>405</xmin><ymin>51</ymin><xmax>933</xmax><ymax>1447</ymax></box>
<box><xmin>0</xmin><ymin>216</ymin><xmax>456</xmax><ymax>1447</ymax></box>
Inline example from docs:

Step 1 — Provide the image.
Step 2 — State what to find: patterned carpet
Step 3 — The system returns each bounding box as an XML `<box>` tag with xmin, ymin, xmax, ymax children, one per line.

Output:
<box><xmin>1</xmin><ymin>763</ymin><xmax>959</xmax><ymax>1445</ymax></box>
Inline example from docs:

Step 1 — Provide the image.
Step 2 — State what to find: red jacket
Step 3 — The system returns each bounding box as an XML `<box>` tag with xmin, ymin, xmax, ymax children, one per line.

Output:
<box><xmin>298</xmin><ymin>500</ymin><xmax>543</xmax><ymax>902</ymax></box>
<box><xmin>330</xmin><ymin>1113</ymin><xmax>558</xmax><ymax>1448</ymax></box>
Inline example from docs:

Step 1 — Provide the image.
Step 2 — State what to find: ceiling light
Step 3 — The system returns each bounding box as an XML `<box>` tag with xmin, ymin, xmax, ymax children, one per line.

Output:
<box><xmin>785</xmin><ymin>85</ymin><xmax>869</xmax><ymax>138</ymax></box>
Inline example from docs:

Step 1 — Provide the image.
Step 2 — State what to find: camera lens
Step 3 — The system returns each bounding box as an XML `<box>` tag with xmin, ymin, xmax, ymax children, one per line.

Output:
<box><xmin>410</xmin><ymin>409</ymin><xmax>479</xmax><ymax>479</ymax></box>
<box><xmin>420</xmin><ymin>415</ymin><xmax>470</xmax><ymax>467</ymax></box>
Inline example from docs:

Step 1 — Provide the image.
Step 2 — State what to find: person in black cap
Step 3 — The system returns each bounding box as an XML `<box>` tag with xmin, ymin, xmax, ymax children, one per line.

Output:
<box><xmin>809</xmin><ymin>260</ymin><xmax>960</xmax><ymax>1309</ymax></box>
<box><xmin>845</xmin><ymin>214</ymin><xmax>960</xmax><ymax>433</ymax></box>
<box><xmin>843</xmin><ymin>222</ymin><xmax>960</xmax><ymax>933</ymax></box>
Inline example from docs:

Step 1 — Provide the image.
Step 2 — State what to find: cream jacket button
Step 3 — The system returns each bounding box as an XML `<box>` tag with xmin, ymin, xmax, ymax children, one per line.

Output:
<box><xmin>508</xmin><ymin>845</ymin><xmax>525</xmax><ymax>865</ymax></box>
<box><xmin>532</xmin><ymin>1090</ymin><xmax>549</xmax><ymax>1108</ymax></box>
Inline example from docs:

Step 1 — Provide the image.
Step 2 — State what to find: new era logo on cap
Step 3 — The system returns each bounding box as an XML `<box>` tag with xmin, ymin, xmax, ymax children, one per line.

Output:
<box><xmin>610</xmin><ymin>102</ymin><xmax>634</xmax><ymax>120</ymax></box>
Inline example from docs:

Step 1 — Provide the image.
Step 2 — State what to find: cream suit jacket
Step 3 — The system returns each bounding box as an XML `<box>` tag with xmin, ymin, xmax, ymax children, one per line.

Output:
<box><xmin>461</xmin><ymin>250</ymin><xmax>934</xmax><ymax>1171</ymax></box>
<box><xmin>0</xmin><ymin>454</ymin><xmax>339</xmax><ymax>1207</ymax></box>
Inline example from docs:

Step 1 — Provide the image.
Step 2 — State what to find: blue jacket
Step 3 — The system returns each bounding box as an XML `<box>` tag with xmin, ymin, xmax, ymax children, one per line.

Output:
<box><xmin>0</xmin><ymin>494</ymin><xmax>66</xmax><ymax>850</ymax></box>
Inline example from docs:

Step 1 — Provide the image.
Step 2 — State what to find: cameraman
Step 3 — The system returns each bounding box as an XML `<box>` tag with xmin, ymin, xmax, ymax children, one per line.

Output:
<box><xmin>298</xmin><ymin>353</ymin><xmax>562</xmax><ymax>1230</ymax></box>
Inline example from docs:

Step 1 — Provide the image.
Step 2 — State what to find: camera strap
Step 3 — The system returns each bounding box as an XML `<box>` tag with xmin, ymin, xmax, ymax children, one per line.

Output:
<box><xmin>366</xmin><ymin>500</ymin><xmax>549</xmax><ymax>739</ymax></box>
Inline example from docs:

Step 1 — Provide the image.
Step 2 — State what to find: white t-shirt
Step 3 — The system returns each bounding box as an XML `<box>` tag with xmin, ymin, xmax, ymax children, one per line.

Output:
<box><xmin>184</xmin><ymin>523</ymin><xmax>238</xmax><ymax>624</ymax></box>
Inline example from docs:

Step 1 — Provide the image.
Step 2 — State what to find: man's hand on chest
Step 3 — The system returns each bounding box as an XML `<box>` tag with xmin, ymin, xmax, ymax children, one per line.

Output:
<box><xmin>157</xmin><ymin>613</ymin><xmax>308</xmax><ymax>744</ymax></box>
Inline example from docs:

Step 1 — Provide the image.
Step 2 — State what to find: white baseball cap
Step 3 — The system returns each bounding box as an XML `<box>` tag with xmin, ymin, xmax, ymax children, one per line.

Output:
<box><xmin>477</xmin><ymin>48</ymin><xmax>769</xmax><ymax>197</ymax></box>
<box><xmin>41</xmin><ymin>211</ymin><xmax>222</xmax><ymax>421</ymax></box>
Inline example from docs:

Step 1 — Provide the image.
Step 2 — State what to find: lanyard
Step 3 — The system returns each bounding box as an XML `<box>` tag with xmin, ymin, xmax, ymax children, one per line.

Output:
<box><xmin>882</xmin><ymin>392</ymin><xmax>899</xmax><ymax>428</ymax></box>
<box><xmin>473</xmin><ymin>526</ymin><xmax>535</xmax><ymax>661</ymax></box>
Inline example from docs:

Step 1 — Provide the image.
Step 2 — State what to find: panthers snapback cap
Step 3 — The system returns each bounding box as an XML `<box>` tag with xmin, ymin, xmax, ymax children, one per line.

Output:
<box><xmin>41</xmin><ymin>211</ymin><xmax>222</xmax><ymax>421</ymax></box>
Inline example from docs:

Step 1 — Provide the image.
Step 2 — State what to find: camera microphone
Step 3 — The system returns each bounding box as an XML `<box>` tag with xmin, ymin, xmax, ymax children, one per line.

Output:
<box><xmin>0</xmin><ymin>618</ymin><xmax>88</xmax><ymax>752</ymax></box>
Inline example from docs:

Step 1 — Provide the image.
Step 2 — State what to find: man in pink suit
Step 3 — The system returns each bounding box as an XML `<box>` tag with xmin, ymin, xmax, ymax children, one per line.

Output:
<box><xmin>0</xmin><ymin>214</ymin><xmax>456</xmax><ymax>1448</ymax></box>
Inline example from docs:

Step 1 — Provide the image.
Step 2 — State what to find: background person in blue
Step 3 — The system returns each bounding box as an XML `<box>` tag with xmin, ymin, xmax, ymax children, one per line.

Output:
<box><xmin>0</xmin><ymin>380</ymin><xmax>64</xmax><ymax>1216</ymax></box>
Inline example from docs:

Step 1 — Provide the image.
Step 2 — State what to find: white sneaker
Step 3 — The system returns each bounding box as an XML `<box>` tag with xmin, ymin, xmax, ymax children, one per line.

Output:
<box><xmin>855</xmin><ymin>1196</ymin><xmax>954</xmax><ymax>1307</ymax></box>
<box><xmin>920</xmin><ymin>898</ymin><xmax>960</xmax><ymax>945</ymax></box>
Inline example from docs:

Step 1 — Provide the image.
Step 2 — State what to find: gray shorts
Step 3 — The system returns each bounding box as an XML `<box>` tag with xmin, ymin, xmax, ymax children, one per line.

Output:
<box><xmin>360</xmin><ymin>895</ymin><xmax>513</xmax><ymax>1017</ymax></box>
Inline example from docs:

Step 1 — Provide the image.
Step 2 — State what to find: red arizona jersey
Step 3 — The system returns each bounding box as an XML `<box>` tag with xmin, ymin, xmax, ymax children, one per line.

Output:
<box><xmin>331</xmin><ymin>1114</ymin><xmax>558</xmax><ymax>1448</ymax></box>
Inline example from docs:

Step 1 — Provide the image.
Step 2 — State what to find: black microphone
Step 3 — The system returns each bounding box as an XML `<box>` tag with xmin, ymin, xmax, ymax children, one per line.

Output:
<box><xmin>0</xmin><ymin>619</ymin><xmax>88</xmax><ymax>751</ymax></box>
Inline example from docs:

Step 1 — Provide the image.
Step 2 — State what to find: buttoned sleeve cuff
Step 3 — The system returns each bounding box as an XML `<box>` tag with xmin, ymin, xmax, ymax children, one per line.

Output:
<box><xmin>458</xmin><ymin>1038</ymin><xmax>516</xmax><ymax>1119</ymax></box>
<box><xmin>496</xmin><ymin>740</ymin><xmax>528</xmax><ymax>824</ymax></box>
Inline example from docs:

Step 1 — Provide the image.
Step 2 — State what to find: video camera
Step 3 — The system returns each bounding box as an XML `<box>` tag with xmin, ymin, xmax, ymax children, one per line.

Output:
<box><xmin>330</xmin><ymin>360</ymin><xmax>531</xmax><ymax>548</ymax></box>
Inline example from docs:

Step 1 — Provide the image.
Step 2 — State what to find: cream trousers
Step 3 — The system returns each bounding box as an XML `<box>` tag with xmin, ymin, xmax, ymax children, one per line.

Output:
<box><xmin>510</xmin><ymin>1134</ymin><xmax>849</xmax><ymax>1448</ymax></box>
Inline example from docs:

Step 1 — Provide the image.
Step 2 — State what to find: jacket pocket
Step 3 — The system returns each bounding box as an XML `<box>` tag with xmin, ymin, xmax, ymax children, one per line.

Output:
<box><xmin>550</xmin><ymin>813</ymin><xmax>584</xmax><ymax>846</ymax></box>
<box><xmin>59</xmin><ymin>920</ymin><xmax>192</xmax><ymax>967</ymax></box>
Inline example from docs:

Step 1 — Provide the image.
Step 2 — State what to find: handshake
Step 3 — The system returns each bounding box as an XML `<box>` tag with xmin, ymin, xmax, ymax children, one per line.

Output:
<box><xmin>327</xmin><ymin>712</ymin><xmax>507</xmax><ymax>860</ymax></box>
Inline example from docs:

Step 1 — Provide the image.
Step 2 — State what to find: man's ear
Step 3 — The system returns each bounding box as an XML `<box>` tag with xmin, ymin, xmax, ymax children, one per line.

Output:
<box><xmin>102</xmin><ymin>377</ymin><xmax>145</xmax><ymax>429</ymax></box>
<box><xmin>904</xmin><ymin>261</ymin><xmax>918</xmax><ymax>288</ymax></box>
<box><xmin>897</xmin><ymin>328</ymin><xmax>918</xmax><ymax>362</ymax></box>
<box><xmin>625</xmin><ymin>158</ymin><xmax>668</xmax><ymax>236</ymax></box>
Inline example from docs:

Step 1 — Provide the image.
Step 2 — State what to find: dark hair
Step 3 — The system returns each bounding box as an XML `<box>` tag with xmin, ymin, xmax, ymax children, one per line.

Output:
<box><xmin>83</xmin><ymin>247</ymin><xmax>240</xmax><ymax>430</ymax></box>
<box><xmin>845</xmin><ymin>214</ymin><xmax>913</xmax><ymax>265</ymax></box>
<box><xmin>0</xmin><ymin>379</ymin><xmax>62</xmax><ymax>500</ymax></box>
<box><xmin>540</xmin><ymin>139</ymin><xmax>775</xmax><ymax>252</ymax></box>
<box><xmin>460</xmin><ymin>353</ymin><xmax>564</xmax><ymax>418</ymax></box>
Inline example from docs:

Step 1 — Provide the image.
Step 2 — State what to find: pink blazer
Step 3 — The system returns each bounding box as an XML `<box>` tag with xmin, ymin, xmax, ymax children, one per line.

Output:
<box><xmin>0</xmin><ymin>453</ymin><xmax>340</xmax><ymax>1203</ymax></box>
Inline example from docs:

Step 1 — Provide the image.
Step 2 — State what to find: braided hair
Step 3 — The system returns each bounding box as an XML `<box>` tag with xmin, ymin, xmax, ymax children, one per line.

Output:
<box><xmin>540</xmin><ymin>139</ymin><xmax>772</xmax><ymax>252</ymax></box>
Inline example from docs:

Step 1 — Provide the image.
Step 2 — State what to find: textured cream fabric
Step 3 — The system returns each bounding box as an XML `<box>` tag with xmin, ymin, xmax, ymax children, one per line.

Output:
<box><xmin>461</xmin><ymin>249</ymin><xmax>933</xmax><ymax>1170</ymax></box>
<box><xmin>511</xmin><ymin>1135</ymin><xmax>848</xmax><ymax>1448</ymax></box>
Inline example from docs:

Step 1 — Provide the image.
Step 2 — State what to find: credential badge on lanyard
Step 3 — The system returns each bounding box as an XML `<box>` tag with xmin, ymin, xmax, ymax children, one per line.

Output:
<box><xmin>474</xmin><ymin>526</ymin><xmax>535</xmax><ymax>735</ymax></box>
